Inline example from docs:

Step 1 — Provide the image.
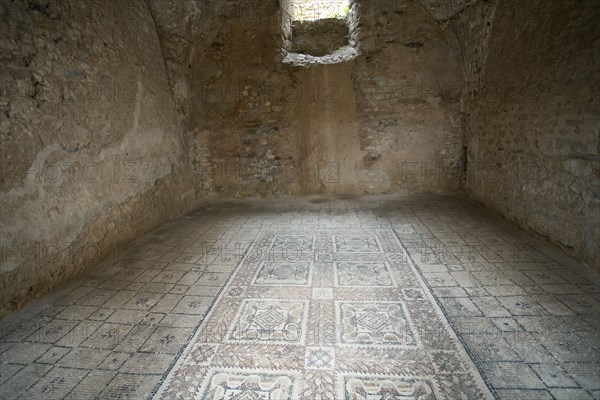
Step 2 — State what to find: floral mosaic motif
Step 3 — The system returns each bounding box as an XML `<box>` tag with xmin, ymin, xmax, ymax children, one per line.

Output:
<box><xmin>228</xmin><ymin>300</ymin><xmax>307</xmax><ymax>343</ymax></box>
<box><xmin>403</xmin><ymin>288</ymin><xmax>425</xmax><ymax>300</ymax></box>
<box><xmin>342</xmin><ymin>374</ymin><xmax>437</xmax><ymax>400</ymax></box>
<box><xmin>305</xmin><ymin>347</ymin><xmax>335</xmax><ymax>370</ymax></box>
<box><xmin>187</xmin><ymin>343</ymin><xmax>218</xmax><ymax>366</ymax></box>
<box><xmin>106</xmin><ymin>383</ymin><xmax>139</xmax><ymax>397</ymax></box>
<box><xmin>338</xmin><ymin>301</ymin><xmax>417</xmax><ymax>347</ymax></box>
<box><xmin>334</xmin><ymin>236</ymin><xmax>381</xmax><ymax>253</ymax></box>
<box><xmin>429</xmin><ymin>351</ymin><xmax>465</xmax><ymax>375</ymax></box>
<box><xmin>135</xmin><ymin>297</ymin><xmax>153</xmax><ymax>307</ymax></box>
<box><xmin>335</xmin><ymin>262</ymin><xmax>395</xmax><ymax>287</ymax></box>
<box><xmin>253</xmin><ymin>262</ymin><xmax>312</xmax><ymax>286</ymax></box>
<box><xmin>200</xmin><ymin>369</ymin><xmax>298</xmax><ymax>400</ymax></box>
<box><xmin>40</xmin><ymin>377</ymin><xmax>66</xmax><ymax>395</ymax></box>
<box><xmin>228</xmin><ymin>287</ymin><xmax>246</xmax><ymax>297</ymax></box>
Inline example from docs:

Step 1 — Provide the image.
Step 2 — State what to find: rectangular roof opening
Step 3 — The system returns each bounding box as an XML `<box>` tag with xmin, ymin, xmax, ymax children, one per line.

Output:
<box><xmin>291</xmin><ymin>0</ymin><xmax>350</xmax><ymax>21</ymax></box>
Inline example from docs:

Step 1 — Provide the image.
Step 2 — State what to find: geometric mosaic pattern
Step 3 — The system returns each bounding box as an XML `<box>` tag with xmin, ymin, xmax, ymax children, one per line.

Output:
<box><xmin>337</xmin><ymin>301</ymin><xmax>418</xmax><ymax>347</ymax></box>
<box><xmin>334</xmin><ymin>235</ymin><xmax>381</xmax><ymax>253</ymax></box>
<box><xmin>271</xmin><ymin>235</ymin><xmax>315</xmax><ymax>254</ymax></box>
<box><xmin>305</xmin><ymin>346</ymin><xmax>335</xmax><ymax>370</ymax></box>
<box><xmin>228</xmin><ymin>299</ymin><xmax>308</xmax><ymax>344</ymax></box>
<box><xmin>253</xmin><ymin>261</ymin><xmax>312</xmax><ymax>286</ymax></box>
<box><xmin>340</xmin><ymin>374</ymin><xmax>439</xmax><ymax>399</ymax></box>
<box><xmin>155</xmin><ymin>229</ymin><xmax>493</xmax><ymax>399</ymax></box>
<box><xmin>334</xmin><ymin>262</ymin><xmax>395</xmax><ymax>287</ymax></box>
<box><xmin>199</xmin><ymin>369</ymin><xmax>300</xmax><ymax>399</ymax></box>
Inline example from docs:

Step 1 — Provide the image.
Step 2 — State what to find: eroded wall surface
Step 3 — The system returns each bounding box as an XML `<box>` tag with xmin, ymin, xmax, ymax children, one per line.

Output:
<box><xmin>148</xmin><ymin>0</ymin><xmax>463</xmax><ymax>197</ymax></box>
<box><xmin>0</xmin><ymin>0</ymin><xmax>196</xmax><ymax>313</ymax></box>
<box><xmin>462</xmin><ymin>0</ymin><xmax>600</xmax><ymax>270</ymax></box>
<box><xmin>290</xmin><ymin>19</ymin><xmax>349</xmax><ymax>56</ymax></box>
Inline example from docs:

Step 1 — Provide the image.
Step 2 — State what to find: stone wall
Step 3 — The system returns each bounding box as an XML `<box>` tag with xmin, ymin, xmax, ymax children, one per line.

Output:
<box><xmin>351</xmin><ymin>0</ymin><xmax>463</xmax><ymax>194</ymax></box>
<box><xmin>290</xmin><ymin>18</ymin><xmax>349</xmax><ymax>56</ymax></box>
<box><xmin>446</xmin><ymin>0</ymin><xmax>497</xmax><ymax>101</ymax></box>
<box><xmin>462</xmin><ymin>0</ymin><xmax>600</xmax><ymax>270</ymax></box>
<box><xmin>0</xmin><ymin>0</ymin><xmax>196</xmax><ymax>314</ymax></box>
<box><xmin>151</xmin><ymin>0</ymin><xmax>463</xmax><ymax>197</ymax></box>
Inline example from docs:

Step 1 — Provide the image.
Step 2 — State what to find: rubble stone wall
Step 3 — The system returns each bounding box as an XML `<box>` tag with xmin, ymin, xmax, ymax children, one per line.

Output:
<box><xmin>0</xmin><ymin>0</ymin><xmax>196</xmax><ymax>313</ymax></box>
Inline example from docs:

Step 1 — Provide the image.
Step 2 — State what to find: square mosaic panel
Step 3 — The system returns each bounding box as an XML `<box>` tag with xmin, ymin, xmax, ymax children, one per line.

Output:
<box><xmin>156</xmin><ymin>229</ymin><xmax>493</xmax><ymax>400</ymax></box>
<box><xmin>339</xmin><ymin>373</ymin><xmax>439</xmax><ymax>399</ymax></box>
<box><xmin>228</xmin><ymin>299</ymin><xmax>308</xmax><ymax>344</ymax></box>
<box><xmin>337</xmin><ymin>301</ymin><xmax>418</xmax><ymax>347</ymax></box>
<box><xmin>270</xmin><ymin>235</ymin><xmax>315</xmax><ymax>253</ymax></box>
<box><xmin>199</xmin><ymin>368</ymin><xmax>300</xmax><ymax>400</ymax></box>
<box><xmin>334</xmin><ymin>236</ymin><xmax>381</xmax><ymax>253</ymax></box>
<box><xmin>335</xmin><ymin>262</ymin><xmax>395</xmax><ymax>287</ymax></box>
<box><xmin>253</xmin><ymin>261</ymin><xmax>312</xmax><ymax>286</ymax></box>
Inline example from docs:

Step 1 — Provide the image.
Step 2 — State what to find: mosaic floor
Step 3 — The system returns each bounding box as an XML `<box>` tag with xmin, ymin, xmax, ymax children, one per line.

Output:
<box><xmin>1</xmin><ymin>194</ymin><xmax>598</xmax><ymax>399</ymax></box>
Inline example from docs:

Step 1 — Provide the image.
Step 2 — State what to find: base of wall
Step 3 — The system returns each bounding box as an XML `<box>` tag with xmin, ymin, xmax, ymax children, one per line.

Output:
<box><xmin>0</xmin><ymin>168</ymin><xmax>196</xmax><ymax>317</ymax></box>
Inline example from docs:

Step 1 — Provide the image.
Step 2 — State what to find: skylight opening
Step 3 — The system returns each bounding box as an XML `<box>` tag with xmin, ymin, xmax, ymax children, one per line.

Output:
<box><xmin>291</xmin><ymin>0</ymin><xmax>350</xmax><ymax>21</ymax></box>
<box><xmin>281</xmin><ymin>0</ymin><xmax>359</xmax><ymax>66</ymax></box>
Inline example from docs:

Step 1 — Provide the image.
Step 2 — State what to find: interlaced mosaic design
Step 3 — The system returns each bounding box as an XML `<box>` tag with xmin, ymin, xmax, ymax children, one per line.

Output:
<box><xmin>154</xmin><ymin>229</ymin><xmax>493</xmax><ymax>399</ymax></box>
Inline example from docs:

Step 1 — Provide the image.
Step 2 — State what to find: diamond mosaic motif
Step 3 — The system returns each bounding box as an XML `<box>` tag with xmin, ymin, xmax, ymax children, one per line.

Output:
<box><xmin>338</xmin><ymin>301</ymin><xmax>418</xmax><ymax>347</ymax></box>
<box><xmin>253</xmin><ymin>309</ymin><xmax>286</xmax><ymax>330</ymax></box>
<box><xmin>356</xmin><ymin>311</ymin><xmax>390</xmax><ymax>332</ymax></box>
<box><xmin>228</xmin><ymin>300</ymin><xmax>307</xmax><ymax>343</ymax></box>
